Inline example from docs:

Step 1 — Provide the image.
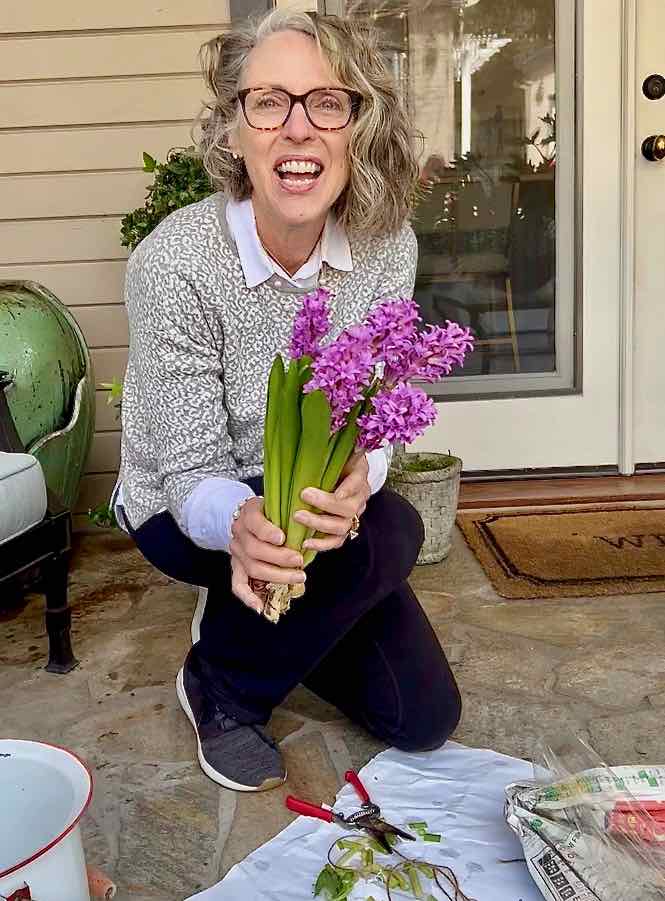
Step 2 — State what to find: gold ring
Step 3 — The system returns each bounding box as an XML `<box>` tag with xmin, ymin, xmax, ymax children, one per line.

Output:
<box><xmin>348</xmin><ymin>513</ymin><xmax>361</xmax><ymax>541</ymax></box>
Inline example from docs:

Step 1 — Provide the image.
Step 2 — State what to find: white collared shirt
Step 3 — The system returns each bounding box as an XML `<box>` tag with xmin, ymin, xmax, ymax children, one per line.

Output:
<box><xmin>114</xmin><ymin>198</ymin><xmax>390</xmax><ymax>548</ymax></box>
<box><xmin>225</xmin><ymin>197</ymin><xmax>353</xmax><ymax>290</ymax></box>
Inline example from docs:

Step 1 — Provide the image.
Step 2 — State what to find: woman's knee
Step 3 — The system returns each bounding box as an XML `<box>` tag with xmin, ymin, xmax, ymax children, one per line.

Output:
<box><xmin>392</xmin><ymin>684</ymin><xmax>463</xmax><ymax>753</ymax></box>
<box><xmin>365</xmin><ymin>489</ymin><xmax>425</xmax><ymax>578</ymax></box>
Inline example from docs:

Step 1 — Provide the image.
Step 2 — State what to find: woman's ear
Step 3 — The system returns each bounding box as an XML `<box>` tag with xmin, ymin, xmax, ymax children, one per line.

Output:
<box><xmin>228</xmin><ymin>127</ymin><xmax>243</xmax><ymax>160</ymax></box>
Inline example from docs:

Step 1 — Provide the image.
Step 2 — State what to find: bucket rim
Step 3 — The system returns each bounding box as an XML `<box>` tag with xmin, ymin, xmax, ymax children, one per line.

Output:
<box><xmin>0</xmin><ymin>739</ymin><xmax>93</xmax><ymax>878</ymax></box>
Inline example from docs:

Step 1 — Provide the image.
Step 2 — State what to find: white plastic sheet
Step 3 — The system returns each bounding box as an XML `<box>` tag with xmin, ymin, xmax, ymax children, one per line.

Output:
<box><xmin>187</xmin><ymin>742</ymin><xmax>543</xmax><ymax>901</ymax></box>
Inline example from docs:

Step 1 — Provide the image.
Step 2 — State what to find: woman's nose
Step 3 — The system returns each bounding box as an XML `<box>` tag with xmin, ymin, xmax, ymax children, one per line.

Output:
<box><xmin>282</xmin><ymin>101</ymin><xmax>315</xmax><ymax>141</ymax></box>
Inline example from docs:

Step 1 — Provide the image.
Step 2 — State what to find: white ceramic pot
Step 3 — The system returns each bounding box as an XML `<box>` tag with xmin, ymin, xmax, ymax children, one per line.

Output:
<box><xmin>0</xmin><ymin>739</ymin><xmax>92</xmax><ymax>901</ymax></box>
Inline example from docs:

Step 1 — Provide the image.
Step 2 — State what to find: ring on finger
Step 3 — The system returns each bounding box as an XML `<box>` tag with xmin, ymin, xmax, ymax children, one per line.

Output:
<box><xmin>348</xmin><ymin>513</ymin><xmax>361</xmax><ymax>541</ymax></box>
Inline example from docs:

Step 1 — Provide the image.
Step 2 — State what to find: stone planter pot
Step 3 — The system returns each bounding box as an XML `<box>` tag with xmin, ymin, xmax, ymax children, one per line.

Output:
<box><xmin>387</xmin><ymin>452</ymin><xmax>462</xmax><ymax>565</ymax></box>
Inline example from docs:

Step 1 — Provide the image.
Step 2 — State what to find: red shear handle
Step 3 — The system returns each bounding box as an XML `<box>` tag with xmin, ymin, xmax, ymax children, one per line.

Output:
<box><xmin>345</xmin><ymin>770</ymin><xmax>370</xmax><ymax>804</ymax></box>
<box><xmin>286</xmin><ymin>796</ymin><xmax>334</xmax><ymax>822</ymax></box>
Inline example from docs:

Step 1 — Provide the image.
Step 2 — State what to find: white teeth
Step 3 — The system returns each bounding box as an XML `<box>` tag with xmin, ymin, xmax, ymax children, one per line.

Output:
<box><xmin>276</xmin><ymin>160</ymin><xmax>321</xmax><ymax>175</ymax></box>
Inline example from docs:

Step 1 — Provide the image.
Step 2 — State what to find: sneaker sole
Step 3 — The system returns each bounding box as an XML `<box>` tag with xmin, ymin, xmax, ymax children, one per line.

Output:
<box><xmin>191</xmin><ymin>586</ymin><xmax>207</xmax><ymax>644</ymax></box>
<box><xmin>175</xmin><ymin>668</ymin><xmax>286</xmax><ymax>792</ymax></box>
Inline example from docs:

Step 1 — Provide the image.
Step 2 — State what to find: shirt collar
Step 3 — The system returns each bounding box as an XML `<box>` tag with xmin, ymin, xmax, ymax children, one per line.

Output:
<box><xmin>225</xmin><ymin>197</ymin><xmax>352</xmax><ymax>290</ymax></box>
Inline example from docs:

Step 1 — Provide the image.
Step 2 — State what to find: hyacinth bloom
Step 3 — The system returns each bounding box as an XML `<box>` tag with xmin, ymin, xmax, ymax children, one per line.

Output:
<box><xmin>385</xmin><ymin>320</ymin><xmax>475</xmax><ymax>385</ymax></box>
<box><xmin>357</xmin><ymin>382</ymin><xmax>437</xmax><ymax>451</ymax></box>
<box><xmin>304</xmin><ymin>324</ymin><xmax>375</xmax><ymax>431</ymax></box>
<box><xmin>260</xmin><ymin>290</ymin><xmax>473</xmax><ymax>622</ymax></box>
<box><xmin>289</xmin><ymin>287</ymin><xmax>332</xmax><ymax>360</ymax></box>
<box><xmin>364</xmin><ymin>298</ymin><xmax>421</xmax><ymax>367</ymax></box>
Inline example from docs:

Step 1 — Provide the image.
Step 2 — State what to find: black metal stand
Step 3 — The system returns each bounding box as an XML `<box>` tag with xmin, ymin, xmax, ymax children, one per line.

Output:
<box><xmin>43</xmin><ymin>530</ymin><xmax>77</xmax><ymax>675</ymax></box>
<box><xmin>0</xmin><ymin>375</ymin><xmax>78</xmax><ymax>673</ymax></box>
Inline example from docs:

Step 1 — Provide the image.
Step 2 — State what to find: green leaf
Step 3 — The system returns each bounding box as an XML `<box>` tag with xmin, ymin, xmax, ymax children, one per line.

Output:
<box><xmin>314</xmin><ymin>865</ymin><xmax>343</xmax><ymax>899</ymax></box>
<box><xmin>142</xmin><ymin>152</ymin><xmax>157</xmax><ymax>172</ymax></box>
<box><xmin>100</xmin><ymin>376</ymin><xmax>123</xmax><ymax>405</ymax></box>
<box><xmin>263</xmin><ymin>355</ymin><xmax>285</xmax><ymax>526</ymax></box>
<box><xmin>285</xmin><ymin>389</ymin><xmax>331</xmax><ymax>551</ymax></box>
<box><xmin>301</xmin><ymin>403</ymin><xmax>362</xmax><ymax>568</ymax></box>
<box><xmin>279</xmin><ymin>359</ymin><xmax>302</xmax><ymax>529</ymax></box>
<box><xmin>87</xmin><ymin>502</ymin><xmax>118</xmax><ymax>529</ymax></box>
<box><xmin>320</xmin><ymin>404</ymin><xmax>361</xmax><ymax>493</ymax></box>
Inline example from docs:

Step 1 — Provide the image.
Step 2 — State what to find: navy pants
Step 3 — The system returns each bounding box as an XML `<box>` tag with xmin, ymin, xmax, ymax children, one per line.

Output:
<box><xmin>125</xmin><ymin>478</ymin><xmax>462</xmax><ymax>752</ymax></box>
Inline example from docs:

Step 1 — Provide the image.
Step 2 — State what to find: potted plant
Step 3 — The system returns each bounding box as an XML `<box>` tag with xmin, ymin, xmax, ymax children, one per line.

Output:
<box><xmin>388</xmin><ymin>443</ymin><xmax>462</xmax><ymax>564</ymax></box>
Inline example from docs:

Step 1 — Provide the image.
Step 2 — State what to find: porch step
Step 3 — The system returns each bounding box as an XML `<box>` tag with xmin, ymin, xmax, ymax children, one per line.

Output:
<box><xmin>458</xmin><ymin>473</ymin><xmax>665</xmax><ymax>510</ymax></box>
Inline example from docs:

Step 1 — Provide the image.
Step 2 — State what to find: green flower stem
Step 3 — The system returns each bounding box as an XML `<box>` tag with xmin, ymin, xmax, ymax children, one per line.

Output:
<box><xmin>416</xmin><ymin>864</ymin><xmax>435</xmax><ymax>879</ymax></box>
<box><xmin>406</xmin><ymin>864</ymin><xmax>424</xmax><ymax>899</ymax></box>
<box><xmin>263</xmin><ymin>355</ymin><xmax>284</xmax><ymax>526</ymax></box>
<box><xmin>334</xmin><ymin>847</ymin><xmax>360</xmax><ymax>868</ymax></box>
<box><xmin>387</xmin><ymin>870</ymin><xmax>409</xmax><ymax>892</ymax></box>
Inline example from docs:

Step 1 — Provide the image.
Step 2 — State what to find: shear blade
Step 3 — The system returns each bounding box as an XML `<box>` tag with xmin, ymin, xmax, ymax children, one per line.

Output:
<box><xmin>366</xmin><ymin>827</ymin><xmax>393</xmax><ymax>853</ymax></box>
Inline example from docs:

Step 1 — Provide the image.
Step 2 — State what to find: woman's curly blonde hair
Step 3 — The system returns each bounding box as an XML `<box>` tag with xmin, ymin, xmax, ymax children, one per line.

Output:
<box><xmin>192</xmin><ymin>9</ymin><xmax>421</xmax><ymax>237</ymax></box>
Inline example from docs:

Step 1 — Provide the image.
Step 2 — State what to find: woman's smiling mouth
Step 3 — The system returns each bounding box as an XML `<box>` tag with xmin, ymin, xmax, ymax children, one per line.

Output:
<box><xmin>274</xmin><ymin>157</ymin><xmax>324</xmax><ymax>192</ymax></box>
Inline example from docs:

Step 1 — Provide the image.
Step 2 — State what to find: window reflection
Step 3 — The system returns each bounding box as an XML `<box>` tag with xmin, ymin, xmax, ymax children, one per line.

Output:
<box><xmin>347</xmin><ymin>0</ymin><xmax>557</xmax><ymax>377</ymax></box>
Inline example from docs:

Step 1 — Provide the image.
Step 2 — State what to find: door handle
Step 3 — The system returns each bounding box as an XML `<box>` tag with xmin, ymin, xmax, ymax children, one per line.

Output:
<box><xmin>642</xmin><ymin>135</ymin><xmax>665</xmax><ymax>161</ymax></box>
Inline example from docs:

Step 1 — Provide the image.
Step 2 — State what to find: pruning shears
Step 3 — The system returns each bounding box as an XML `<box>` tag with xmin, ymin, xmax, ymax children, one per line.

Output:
<box><xmin>286</xmin><ymin>769</ymin><xmax>415</xmax><ymax>853</ymax></box>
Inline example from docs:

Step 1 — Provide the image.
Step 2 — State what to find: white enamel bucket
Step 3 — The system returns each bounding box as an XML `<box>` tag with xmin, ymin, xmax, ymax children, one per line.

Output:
<box><xmin>0</xmin><ymin>739</ymin><xmax>92</xmax><ymax>901</ymax></box>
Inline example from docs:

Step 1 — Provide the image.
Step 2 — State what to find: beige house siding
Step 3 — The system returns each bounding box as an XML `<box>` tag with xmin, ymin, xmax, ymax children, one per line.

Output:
<box><xmin>1</xmin><ymin>2</ymin><xmax>230</xmax><ymax>526</ymax></box>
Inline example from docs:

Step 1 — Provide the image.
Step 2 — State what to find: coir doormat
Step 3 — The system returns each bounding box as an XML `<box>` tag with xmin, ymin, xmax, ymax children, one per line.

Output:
<box><xmin>457</xmin><ymin>505</ymin><xmax>665</xmax><ymax>598</ymax></box>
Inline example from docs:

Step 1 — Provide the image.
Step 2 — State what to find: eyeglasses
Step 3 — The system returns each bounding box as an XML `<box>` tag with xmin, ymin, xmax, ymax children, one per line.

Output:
<box><xmin>236</xmin><ymin>87</ymin><xmax>362</xmax><ymax>131</ymax></box>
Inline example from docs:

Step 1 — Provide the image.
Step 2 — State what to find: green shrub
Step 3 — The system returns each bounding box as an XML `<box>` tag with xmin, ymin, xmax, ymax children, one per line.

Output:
<box><xmin>120</xmin><ymin>148</ymin><xmax>215</xmax><ymax>251</ymax></box>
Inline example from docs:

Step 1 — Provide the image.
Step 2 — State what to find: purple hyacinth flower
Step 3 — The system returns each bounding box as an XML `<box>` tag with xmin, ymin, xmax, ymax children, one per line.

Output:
<box><xmin>305</xmin><ymin>324</ymin><xmax>375</xmax><ymax>432</ymax></box>
<box><xmin>364</xmin><ymin>298</ymin><xmax>421</xmax><ymax>366</ymax></box>
<box><xmin>357</xmin><ymin>382</ymin><xmax>437</xmax><ymax>451</ymax></box>
<box><xmin>290</xmin><ymin>288</ymin><xmax>332</xmax><ymax>360</ymax></box>
<box><xmin>385</xmin><ymin>320</ymin><xmax>475</xmax><ymax>384</ymax></box>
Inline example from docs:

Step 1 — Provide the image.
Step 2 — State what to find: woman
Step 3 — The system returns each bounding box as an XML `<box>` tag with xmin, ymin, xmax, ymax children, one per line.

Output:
<box><xmin>114</xmin><ymin>10</ymin><xmax>462</xmax><ymax>792</ymax></box>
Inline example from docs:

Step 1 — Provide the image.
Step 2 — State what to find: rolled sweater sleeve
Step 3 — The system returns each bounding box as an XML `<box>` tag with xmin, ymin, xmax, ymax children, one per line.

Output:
<box><xmin>126</xmin><ymin>256</ymin><xmax>243</xmax><ymax>531</ymax></box>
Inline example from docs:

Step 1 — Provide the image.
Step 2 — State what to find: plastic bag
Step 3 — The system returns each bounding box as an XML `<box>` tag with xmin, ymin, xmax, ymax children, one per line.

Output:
<box><xmin>504</xmin><ymin>732</ymin><xmax>665</xmax><ymax>901</ymax></box>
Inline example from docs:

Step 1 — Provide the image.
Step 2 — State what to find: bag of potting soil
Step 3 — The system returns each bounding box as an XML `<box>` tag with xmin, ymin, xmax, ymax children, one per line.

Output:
<box><xmin>504</xmin><ymin>735</ymin><xmax>665</xmax><ymax>901</ymax></box>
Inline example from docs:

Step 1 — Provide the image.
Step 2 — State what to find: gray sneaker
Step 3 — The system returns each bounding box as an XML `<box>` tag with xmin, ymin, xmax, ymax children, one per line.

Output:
<box><xmin>176</xmin><ymin>657</ymin><xmax>286</xmax><ymax>792</ymax></box>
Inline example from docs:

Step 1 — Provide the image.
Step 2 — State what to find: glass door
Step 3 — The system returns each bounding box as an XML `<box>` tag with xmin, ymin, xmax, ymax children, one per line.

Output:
<box><xmin>337</xmin><ymin>0</ymin><xmax>623</xmax><ymax>472</ymax></box>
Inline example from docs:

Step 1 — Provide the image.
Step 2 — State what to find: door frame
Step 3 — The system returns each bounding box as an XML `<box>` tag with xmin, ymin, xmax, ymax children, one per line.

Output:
<box><xmin>619</xmin><ymin>0</ymin><xmax>637</xmax><ymax>475</ymax></box>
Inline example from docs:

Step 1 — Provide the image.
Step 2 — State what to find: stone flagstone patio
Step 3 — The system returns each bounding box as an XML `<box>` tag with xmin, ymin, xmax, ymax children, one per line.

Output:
<box><xmin>1</xmin><ymin>525</ymin><xmax>664</xmax><ymax>899</ymax></box>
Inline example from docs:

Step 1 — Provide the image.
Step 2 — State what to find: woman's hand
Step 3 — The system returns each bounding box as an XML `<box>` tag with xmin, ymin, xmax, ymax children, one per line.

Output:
<box><xmin>295</xmin><ymin>452</ymin><xmax>371</xmax><ymax>553</ymax></box>
<box><xmin>229</xmin><ymin>497</ymin><xmax>305</xmax><ymax>613</ymax></box>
